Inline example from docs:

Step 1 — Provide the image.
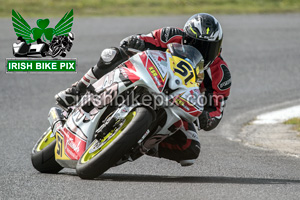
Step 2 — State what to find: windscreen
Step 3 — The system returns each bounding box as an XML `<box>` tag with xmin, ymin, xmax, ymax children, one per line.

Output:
<box><xmin>167</xmin><ymin>43</ymin><xmax>203</xmax><ymax>70</ymax></box>
<box><xmin>167</xmin><ymin>43</ymin><xmax>205</xmax><ymax>83</ymax></box>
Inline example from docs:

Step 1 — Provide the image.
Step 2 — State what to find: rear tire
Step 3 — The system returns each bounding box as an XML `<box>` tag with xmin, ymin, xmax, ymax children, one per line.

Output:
<box><xmin>76</xmin><ymin>106</ymin><xmax>153</xmax><ymax>179</ymax></box>
<box><xmin>31</xmin><ymin>128</ymin><xmax>63</xmax><ymax>173</ymax></box>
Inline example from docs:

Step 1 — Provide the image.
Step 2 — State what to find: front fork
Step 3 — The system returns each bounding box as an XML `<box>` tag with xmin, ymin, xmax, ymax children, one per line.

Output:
<box><xmin>48</xmin><ymin>107</ymin><xmax>66</xmax><ymax>135</ymax></box>
<box><xmin>95</xmin><ymin>103</ymin><xmax>148</xmax><ymax>140</ymax></box>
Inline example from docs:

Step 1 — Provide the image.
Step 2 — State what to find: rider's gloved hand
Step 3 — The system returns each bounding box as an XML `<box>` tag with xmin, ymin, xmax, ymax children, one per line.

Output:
<box><xmin>120</xmin><ymin>35</ymin><xmax>145</xmax><ymax>51</ymax></box>
<box><xmin>199</xmin><ymin>110</ymin><xmax>215</xmax><ymax>131</ymax></box>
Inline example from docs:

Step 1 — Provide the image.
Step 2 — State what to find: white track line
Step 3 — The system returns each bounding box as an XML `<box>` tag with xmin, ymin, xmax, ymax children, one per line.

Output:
<box><xmin>253</xmin><ymin>105</ymin><xmax>300</xmax><ymax>124</ymax></box>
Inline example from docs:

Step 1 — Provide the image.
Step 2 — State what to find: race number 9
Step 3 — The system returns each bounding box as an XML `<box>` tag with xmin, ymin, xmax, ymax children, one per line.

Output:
<box><xmin>174</xmin><ymin>61</ymin><xmax>194</xmax><ymax>84</ymax></box>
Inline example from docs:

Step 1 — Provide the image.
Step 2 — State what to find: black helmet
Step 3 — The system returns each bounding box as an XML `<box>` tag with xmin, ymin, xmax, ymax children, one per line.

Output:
<box><xmin>183</xmin><ymin>13</ymin><xmax>223</xmax><ymax>68</ymax></box>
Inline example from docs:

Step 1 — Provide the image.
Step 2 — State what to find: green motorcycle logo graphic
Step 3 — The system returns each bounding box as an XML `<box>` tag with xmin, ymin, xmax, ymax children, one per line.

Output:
<box><xmin>12</xmin><ymin>9</ymin><xmax>73</xmax><ymax>43</ymax></box>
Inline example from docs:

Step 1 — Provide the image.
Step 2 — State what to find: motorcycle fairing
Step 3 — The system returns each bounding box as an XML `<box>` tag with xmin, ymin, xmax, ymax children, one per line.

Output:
<box><xmin>139</xmin><ymin>51</ymin><xmax>168</xmax><ymax>92</ymax></box>
<box><xmin>171</xmin><ymin>88</ymin><xmax>203</xmax><ymax>118</ymax></box>
<box><xmin>55</xmin><ymin>127</ymin><xmax>86</xmax><ymax>160</ymax></box>
<box><xmin>53</xmin><ymin>47</ymin><xmax>204</xmax><ymax>167</ymax></box>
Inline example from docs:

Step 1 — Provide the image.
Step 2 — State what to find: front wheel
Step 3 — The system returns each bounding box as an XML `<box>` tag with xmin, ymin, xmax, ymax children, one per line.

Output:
<box><xmin>31</xmin><ymin>127</ymin><xmax>63</xmax><ymax>173</ymax></box>
<box><xmin>76</xmin><ymin>106</ymin><xmax>154</xmax><ymax>179</ymax></box>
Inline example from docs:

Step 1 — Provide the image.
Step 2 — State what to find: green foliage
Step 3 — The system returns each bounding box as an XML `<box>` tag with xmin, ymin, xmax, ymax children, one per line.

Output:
<box><xmin>284</xmin><ymin>118</ymin><xmax>300</xmax><ymax>132</ymax></box>
<box><xmin>1</xmin><ymin>0</ymin><xmax>300</xmax><ymax>17</ymax></box>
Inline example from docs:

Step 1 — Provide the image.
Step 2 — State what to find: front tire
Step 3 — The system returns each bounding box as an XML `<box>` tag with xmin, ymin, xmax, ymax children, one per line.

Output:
<box><xmin>76</xmin><ymin>106</ymin><xmax>153</xmax><ymax>179</ymax></box>
<box><xmin>31</xmin><ymin>127</ymin><xmax>63</xmax><ymax>173</ymax></box>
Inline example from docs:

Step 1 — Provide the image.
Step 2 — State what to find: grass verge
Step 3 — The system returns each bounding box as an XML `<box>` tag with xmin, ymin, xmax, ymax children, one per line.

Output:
<box><xmin>284</xmin><ymin>118</ymin><xmax>300</xmax><ymax>135</ymax></box>
<box><xmin>0</xmin><ymin>0</ymin><xmax>300</xmax><ymax>17</ymax></box>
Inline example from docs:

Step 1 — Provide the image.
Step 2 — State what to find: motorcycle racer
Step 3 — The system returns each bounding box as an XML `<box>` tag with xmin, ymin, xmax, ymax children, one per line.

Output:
<box><xmin>50</xmin><ymin>32</ymin><xmax>75</xmax><ymax>57</ymax></box>
<box><xmin>55</xmin><ymin>13</ymin><xmax>231</xmax><ymax>166</ymax></box>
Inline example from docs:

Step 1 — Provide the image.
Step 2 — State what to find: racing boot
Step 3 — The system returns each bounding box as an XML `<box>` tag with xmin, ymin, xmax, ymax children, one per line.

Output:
<box><xmin>55</xmin><ymin>68</ymin><xmax>98</xmax><ymax>109</ymax></box>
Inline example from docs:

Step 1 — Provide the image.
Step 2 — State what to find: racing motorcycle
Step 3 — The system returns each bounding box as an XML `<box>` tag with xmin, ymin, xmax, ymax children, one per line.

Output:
<box><xmin>48</xmin><ymin>35</ymin><xmax>72</xmax><ymax>58</ymax></box>
<box><xmin>48</xmin><ymin>42</ymin><xmax>67</xmax><ymax>58</ymax></box>
<box><xmin>31</xmin><ymin>43</ymin><xmax>205</xmax><ymax>179</ymax></box>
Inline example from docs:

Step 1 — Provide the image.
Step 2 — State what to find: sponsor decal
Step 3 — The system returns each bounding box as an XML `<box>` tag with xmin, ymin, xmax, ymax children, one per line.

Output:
<box><xmin>6</xmin><ymin>9</ymin><xmax>77</xmax><ymax>73</ymax></box>
<box><xmin>92</xmin><ymin>70</ymin><xmax>115</xmax><ymax>92</ymax></box>
<box><xmin>62</xmin><ymin>127</ymin><xmax>86</xmax><ymax>160</ymax></box>
<box><xmin>118</xmin><ymin>67</ymin><xmax>135</xmax><ymax>87</ymax></box>
<box><xmin>146</xmin><ymin>62</ymin><xmax>164</xmax><ymax>91</ymax></box>
<box><xmin>148</xmin><ymin>51</ymin><xmax>167</xmax><ymax>77</ymax></box>
<box><xmin>173</xmin><ymin>89</ymin><xmax>203</xmax><ymax>117</ymax></box>
<box><xmin>149</xmin><ymin>66</ymin><xmax>158</xmax><ymax>77</ymax></box>
<box><xmin>154</xmin><ymin>76</ymin><xmax>162</xmax><ymax>87</ymax></box>
<box><xmin>140</xmin><ymin>51</ymin><xmax>167</xmax><ymax>91</ymax></box>
<box><xmin>140</xmin><ymin>52</ymin><xmax>161</xmax><ymax>89</ymax></box>
<box><xmin>119</xmin><ymin>67</ymin><xmax>128</xmax><ymax>79</ymax></box>
<box><xmin>218</xmin><ymin>64</ymin><xmax>231</xmax><ymax>90</ymax></box>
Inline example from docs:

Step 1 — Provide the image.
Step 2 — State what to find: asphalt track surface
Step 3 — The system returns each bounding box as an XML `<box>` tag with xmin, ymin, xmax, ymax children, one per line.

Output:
<box><xmin>1</xmin><ymin>14</ymin><xmax>300</xmax><ymax>199</ymax></box>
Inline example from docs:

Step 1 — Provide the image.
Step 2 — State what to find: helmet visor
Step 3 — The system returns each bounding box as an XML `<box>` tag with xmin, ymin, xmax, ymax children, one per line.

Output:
<box><xmin>185</xmin><ymin>36</ymin><xmax>222</xmax><ymax>67</ymax></box>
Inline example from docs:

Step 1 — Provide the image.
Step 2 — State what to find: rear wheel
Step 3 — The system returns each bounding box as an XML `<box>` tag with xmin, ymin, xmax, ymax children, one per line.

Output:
<box><xmin>31</xmin><ymin>127</ymin><xmax>63</xmax><ymax>173</ymax></box>
<box><xmin>76</xmin><ymin>106</ymin><xmax>153</xmax><ymax>179</ymax></box>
